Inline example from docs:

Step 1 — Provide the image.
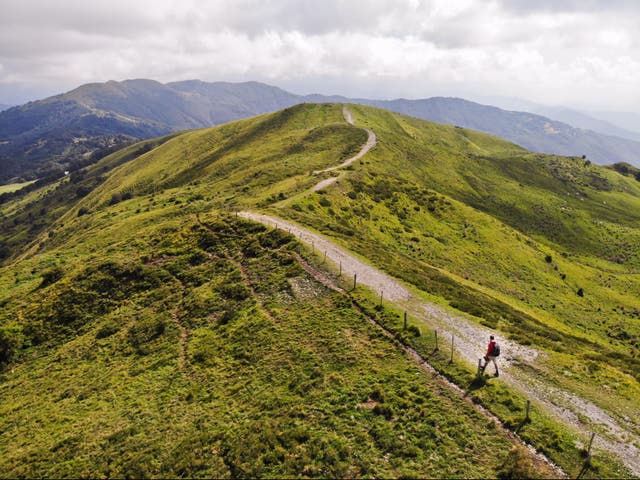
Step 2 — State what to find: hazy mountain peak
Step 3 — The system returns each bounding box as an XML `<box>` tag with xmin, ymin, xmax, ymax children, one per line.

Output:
<box><xmin>2</xmin><ymin>78</ymin><xmax>640</xmax><ymax>184</ymax></box>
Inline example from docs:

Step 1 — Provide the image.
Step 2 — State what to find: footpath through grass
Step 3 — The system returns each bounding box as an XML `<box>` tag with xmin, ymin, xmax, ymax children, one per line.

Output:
<box><xmin>0</xmin><ymin>213</ymin><xmax>557</xmax><ymax>478</ymax></box>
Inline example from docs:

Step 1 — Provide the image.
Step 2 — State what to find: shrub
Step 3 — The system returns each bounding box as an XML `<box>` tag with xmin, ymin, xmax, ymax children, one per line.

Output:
<box><xmin>407</xmin><ymin>325</ymin><xmax>421</xmax><ymax>337</ymax></box>
<box><xmin>577</xmin><ymin>288</ymin><xmax>584</xmax><ymax>297</ymax></box>
<box><xmin>496</xmin><ymin>446</ymin><xmax>538</xmax><ymax>479</ymax></box>
<box><xmin>40</xmin><ymin>266</ymin><xmax>64</xmax><ymax>288</ymax></box>
<box><xmin>0</xmin><ymin>323</ymin><xmax>23</xmax><ymax>366</ymax></box>
<box><xmin>220</xmin><ymin>283</ymin><xmax>251</xmax><ymax>301</ymax></box>
<box><xmin>95</xmin><ymin>321</ymin><xmax>120</xmax><ymax>339</ymax></box>
<box><xmin>128</xmin><ymin>315</ymin><xmax>166</xmax><ymax>353</ymax></box>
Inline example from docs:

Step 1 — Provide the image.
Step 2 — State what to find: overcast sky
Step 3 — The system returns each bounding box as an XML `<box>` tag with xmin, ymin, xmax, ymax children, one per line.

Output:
<box><xmin>1</xmin><ymin>0</ymin><xmax>639</xmax><ymax>111</ymax></box>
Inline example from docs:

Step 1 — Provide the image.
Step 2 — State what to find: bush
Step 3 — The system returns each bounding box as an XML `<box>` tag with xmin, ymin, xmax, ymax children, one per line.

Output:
<box><xmin>496</xmin><ymin>446</ymin><xmax>538</xmax><ymax>479</ymax></box>
<box><xmin>0</xmin><ymin>323</ymin><xmax>23</xmax><ymax>366</ymax></box>
<box><xmin>407</xmin><ymin>325</ymin><xmax>421</xmax><ymax>337</ymax></box>
<box><xmin>128</xmin><ymin>315</ymin><xmax>166</xmax><ymax>353</ymax></box>
<box><xmin>40</xmin><ymin>266</ymin><xmax>64</xmax><ymax>288</ymax></box>
<box><xmin>220</xmin><ymin>283</ymin><xmax>251</xmax><ymax>301</ymax></box>
<box><xmin>95</xmin><ymin>320</ymin><xmax>120</xmax><ymax>339</ymax></box>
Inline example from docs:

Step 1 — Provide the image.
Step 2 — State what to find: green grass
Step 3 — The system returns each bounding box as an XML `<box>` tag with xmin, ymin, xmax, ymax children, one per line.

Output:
<box><xmin>0</xmin><ymin>213</ymin><xmax>558</xmax><ymax>478</ymax></box>
<box><xmin>271</xmin><ymin>106</ymin><xmax>640</xmax><ymax>407</ymax></box>
<box><xmin>0</xmin><ymin>102</ymin><xmax>638</xmax><ymax>477</ymax></box>
<box><xmin>0</xmin><ymin>180</ymin><xmax>35</xmax><ymax>194</ymax></box>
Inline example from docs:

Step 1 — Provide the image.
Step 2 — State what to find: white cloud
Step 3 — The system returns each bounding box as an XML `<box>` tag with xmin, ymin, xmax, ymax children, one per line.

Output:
<box><xmin>0</xmin><ymin>0</ymin><xmax>639</xmax><ymax>110</ymax></box>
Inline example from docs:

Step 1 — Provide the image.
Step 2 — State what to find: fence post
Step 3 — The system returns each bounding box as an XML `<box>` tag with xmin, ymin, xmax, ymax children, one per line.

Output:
<box><xmin>323</xmin><ymin>250</ymin><xmax>327</xmax><ymax>263</ymax></box>
<box><xmin>587</xmin><ymin>432</ymin><xmax>596</xmax><ymax>457</ymax></box>
<box><xmin>435</xmin><ymin>330</ymin><xmax>439</xmax><ymax>350</ymax></box>
<box><xmin>353</xmin><ymin>273</ymin><xmax>357</xmax><ymax>290</ymax></box>
<box><xmin>403</xmin><ymin>311</ymin><xmax>407</xmax><ymax>330</ymax></box>
<box><xmin>379</xmin><ymin>291</ymin><xmax>383</xmax><ymax>307</ymax></box>
<box><xmin>339</xmin><ymin>262</ymin><xmax>342</xmax><ymax>276</ymax></box>
<box><xmin>476</xmin><ymin>358</ymin><xmax>483</xmax><ymax>379</ymax></box>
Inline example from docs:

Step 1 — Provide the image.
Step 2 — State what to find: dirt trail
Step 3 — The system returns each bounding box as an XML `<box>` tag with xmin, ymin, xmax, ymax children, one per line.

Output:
<box><xmin>313</xmin><ymin>106</ymin><xmax>376</xmax><ymax>174</ymax></box>
<box><xmin>239</xmin><ymin>211</ymin><xmax>639</xmax><ymax>475</ymax></box>
<box><xmin>236</xmin><ymin>106</ymin><xmax>640</xmax><ymax>475</ymax></box>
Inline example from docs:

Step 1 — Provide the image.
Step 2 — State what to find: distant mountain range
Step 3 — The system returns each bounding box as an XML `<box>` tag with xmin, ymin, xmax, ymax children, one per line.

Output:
<box><xmin>1</xmin><ymin>79</ymin><xmax>640</xmax><ymax>182</ymax></box>
<box><xmin>527</xmin><ymin>106</ymin><xmax>640</xmax><ymax>142</ymax></box>
<box><xmin>0</xmin><ymin>104</ymin><xmax>12</xmax><ymax>112</ymax></box>
<box><xmin>591</xmin><ymin>110</ymin><xmax>640</xmax><ymax>135</ymax></box>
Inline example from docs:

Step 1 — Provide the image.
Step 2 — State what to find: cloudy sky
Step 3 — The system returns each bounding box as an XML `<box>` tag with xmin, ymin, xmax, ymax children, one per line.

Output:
<box><xmin>1</xmin><ymin>0</ymin><xmax>639</xmax><ymax>111</ymax></box>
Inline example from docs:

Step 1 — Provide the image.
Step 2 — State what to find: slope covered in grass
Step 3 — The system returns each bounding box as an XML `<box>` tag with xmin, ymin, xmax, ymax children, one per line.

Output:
<box><xmin>0</xmin><ymin>210</ymin><xmax>556</xmax><ymax>477</ymax></box>
<box><xmin>1</xmin><ymin>102</ymin><xmax>637</xmax><ymax>477</ymax></box>
<box><xmin>269</xmin><ymin>105</ymin><xmax>640</xmax><ymax>459</ymax></box>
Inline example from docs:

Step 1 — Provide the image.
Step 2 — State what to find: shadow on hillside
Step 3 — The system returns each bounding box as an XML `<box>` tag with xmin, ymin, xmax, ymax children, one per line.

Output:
<box><xmin>576</xmin><ymin>458</ymin><xmax>592</xmax><ymax>479</ymax></box>
<box><xmin>463</xmin><ymin>374</ymin><xmax>488</xmax><ymax>397</ymax></box>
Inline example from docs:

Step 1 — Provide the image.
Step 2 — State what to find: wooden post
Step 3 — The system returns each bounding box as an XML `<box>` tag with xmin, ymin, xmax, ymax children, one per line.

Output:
<box><xmin>403</xmin><ymin>311</ymin><xmax>407</xmax><ymax>330</ymax></box>
<box><xmin>339</xmin><ymin>262</ymin><xmax>342</xmax><ymax>276</ymax></box>
<box><xmin>323</xmin><ymin>250</ymin><xmax>327</xmax><ymax>262</ymax></box>
<box><xmin>450</xmin><ymin>334</ymin><xmax>455</xmax><ymax>363</ymax></box>
<box><xmin>525</xmin><ymin>400</ymin><xmax>531</xmax><ymax>421</ymax></box>
<box><xmin>353</xmin><ymin>273</ymin><xmax>357</xmax><ymax>290</ymax></box>
<box><xmin>435</xmin><ymin>330</ymin><xmax>439</xmax><ymax>350</ymax></box>
<box><xmin>587</xmin><ymin>432</ymin><xmax>596</xmax><ymax>457</ymax></box>
<box><xmin>379</xmin><ymin>291</ymin><xmax>383</xmax><ymax>307</ymax></box>
<box><xmin>476</xmin><ymin>358</ymin><xmax>483</xmax><ymax>379</ymax></box>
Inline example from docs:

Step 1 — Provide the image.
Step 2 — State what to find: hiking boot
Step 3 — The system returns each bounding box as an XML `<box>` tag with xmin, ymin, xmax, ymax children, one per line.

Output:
<box><xmin>494</xmin><ymin>371</ymin><xmax>499</xmax><ymax>377</ymax></box>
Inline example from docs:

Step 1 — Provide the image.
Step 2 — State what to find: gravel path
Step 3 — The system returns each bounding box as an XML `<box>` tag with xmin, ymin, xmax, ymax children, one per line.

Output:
<box><xmin>239</xmin><ymin>211</ymin><xmax>640</xmax><ymax>475</ymax></box>
<box><xmin>313</xmin><ymin>106</ymin><xmax>376</xmax><ymax>174</ymax></box>
<box><xmin>237</xmin><ymin>105</ymin><xmax>640</xmax><ymax>475</ymax></box>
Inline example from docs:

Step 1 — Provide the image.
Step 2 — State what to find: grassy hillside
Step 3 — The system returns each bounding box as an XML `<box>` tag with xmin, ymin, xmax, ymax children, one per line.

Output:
<box><xmin>268</xmin><ymin>106</ymin><xmax>640</xmax><ymax>460</ymax></box>
<box><xmin>364</xmin><ymin>96</ymin><xmax>640</xmax><ymax>167</ymax></box>
<box><xmin>0</xmin><ymin>180</ymin><xmax>35</xmax><ymax>194</ymax></box>
<box><xmin>1</xmin><ymin>103</ymin><xmax>637</xmax><ymax>477</ymax></box>
<box><xmin>0</xmin><ymin>80</ymin><xmax>302</xmax><ymax>183</ymax></box>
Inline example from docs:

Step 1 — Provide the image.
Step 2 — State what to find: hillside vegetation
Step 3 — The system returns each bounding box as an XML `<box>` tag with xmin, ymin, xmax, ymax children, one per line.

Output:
<box><xmin>275</xmin><ymin>106</ymin><xmax>640</xmax><ymax>422</ymax></box>
<box><xmin>4</xmin><ymin>78</ymin><xmax>640</xmax><ymax>183</ymax></box>
<box><xmin>1</xmin><ymin>103</ymin><xmax>637</xmax><ymax>477</ymax></box>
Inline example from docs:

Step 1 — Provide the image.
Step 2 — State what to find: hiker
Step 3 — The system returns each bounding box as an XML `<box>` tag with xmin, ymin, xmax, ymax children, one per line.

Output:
<box><xmin>481</xmin><ymin>335</ymin><xmax>500</xmax><ymax>377</ymax></box>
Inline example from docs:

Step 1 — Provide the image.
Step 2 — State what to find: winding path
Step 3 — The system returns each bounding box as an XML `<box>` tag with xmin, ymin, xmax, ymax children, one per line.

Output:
<box><xmin>312</xmin><ymin>107</ymin><xmax>376</xmax><ymax>175</ymax></box>
<box><xmin>239</xmin><ymin>106</ymin><xmax>640</xmax><ymax>476</ymax></box>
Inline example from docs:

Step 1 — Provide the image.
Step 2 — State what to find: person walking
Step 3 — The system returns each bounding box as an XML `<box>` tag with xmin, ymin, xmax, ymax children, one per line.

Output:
<box><xmin>481</xmin><ymin>335</ymin><xmax>500</xmax><ymax>377</ymax></box>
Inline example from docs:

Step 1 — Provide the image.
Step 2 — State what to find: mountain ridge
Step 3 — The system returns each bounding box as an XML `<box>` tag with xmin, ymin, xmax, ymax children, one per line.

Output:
<box><xmin>2</xmin><ymin>79</ymin><xmax>640</xmax><ymax>183</ymax></box>
<box><xmin>1</xmin><ymin>103</ymin><xmax>637</xmax><ymax>476</ymax></box>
